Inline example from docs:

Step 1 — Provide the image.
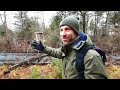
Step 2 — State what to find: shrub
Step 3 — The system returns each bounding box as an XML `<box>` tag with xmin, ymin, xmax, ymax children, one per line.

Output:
<box><xmin>29</xmin><ymin>67</ymin><xmax>39</xmax><ymax>79</ymax></box>
<box><xmin>52</xmin><ymin>58</ymin><xmax>62</xmax><ymax>79</ymax></box>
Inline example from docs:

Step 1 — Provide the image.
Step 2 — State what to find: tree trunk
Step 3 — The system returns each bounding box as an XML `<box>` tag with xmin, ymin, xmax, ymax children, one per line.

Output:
<box><xmin>4</xmin><ymin>11</ymin><xmax>11</xmax><ymax>51</ymax></box>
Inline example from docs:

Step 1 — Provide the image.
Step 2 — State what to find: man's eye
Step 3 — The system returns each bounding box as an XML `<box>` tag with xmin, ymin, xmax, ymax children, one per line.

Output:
<box><xmin>66</xmin><ymin>29</ymin><xmax>70</xmax><ymax>32</ymax></box>
<box><xmin>60</xmin><ymin>29</ymin><xmax>63</xmax><ymax>31</ymax></box>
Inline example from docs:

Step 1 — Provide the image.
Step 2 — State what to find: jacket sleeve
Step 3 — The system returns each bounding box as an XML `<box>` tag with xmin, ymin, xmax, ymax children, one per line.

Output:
<box><xmin>84</xmin><ymin>50</ymin><xmax>108</xmax><ymax>79</ymax></box>
<box><xmin>43</xmin><ymin>46</ymin><xmax>63</xmax><ymax>59</ymax></box>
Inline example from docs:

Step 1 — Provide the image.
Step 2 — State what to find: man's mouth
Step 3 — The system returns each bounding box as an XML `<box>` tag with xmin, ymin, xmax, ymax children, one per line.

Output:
<box><xmin>62</xmin><ymin>38</ymin><xmax>67</xmax><ymax>40</ymax></box>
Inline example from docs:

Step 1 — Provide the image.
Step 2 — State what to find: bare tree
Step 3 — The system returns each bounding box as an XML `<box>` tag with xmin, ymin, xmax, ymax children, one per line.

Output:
<box><xmin>1</xmin><ymin>11</ymin><xmax>11</xmax><ymax>51</ymax></box>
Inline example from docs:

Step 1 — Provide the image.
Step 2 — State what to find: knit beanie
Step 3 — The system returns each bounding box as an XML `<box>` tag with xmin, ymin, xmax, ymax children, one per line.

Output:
<box><xmin>59</xmin><ymin>15</ymin><xmax>80</xmax><ymax>35</ymax></box>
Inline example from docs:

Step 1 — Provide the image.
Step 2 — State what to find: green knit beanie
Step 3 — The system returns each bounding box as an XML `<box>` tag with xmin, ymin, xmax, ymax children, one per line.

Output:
<box><xmin>59</xmin><ymin>15</ymin><xmax>80</xmax><ymax>35</ymax></box>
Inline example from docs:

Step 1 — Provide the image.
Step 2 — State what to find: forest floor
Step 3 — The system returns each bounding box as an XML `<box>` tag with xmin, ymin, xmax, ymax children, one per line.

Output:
<box><xmin>0</xmin><ymin>64</ymin><xmax>55</xmax><ymax>79</ymax></box>
<box><xmin>0</xmin><ymin>58</ymin><xmax>62</xmax><ymax>79</ymax></box>
<box><xmin>0</xmin><ymin>59</ymin><xmax>120</xmax><ymax>79</ymax></box>
<box><xmin>106</xmin><ymin>64</ymin><xmax>120</xmax><ymax>79</ymax></box>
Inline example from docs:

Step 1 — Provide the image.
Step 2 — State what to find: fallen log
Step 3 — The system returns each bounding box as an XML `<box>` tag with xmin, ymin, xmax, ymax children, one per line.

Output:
<box><xmin>3</xmin><ymin>54</ymin><xmax>49</xmax><ymax>75</ymax></box>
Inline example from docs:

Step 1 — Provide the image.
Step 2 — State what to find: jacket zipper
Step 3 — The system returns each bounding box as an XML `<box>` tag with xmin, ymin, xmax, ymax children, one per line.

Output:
<box><xmin>64</xmin><ymin>59</ymin><xmax>67</xmax><ymax>78</ymax></box>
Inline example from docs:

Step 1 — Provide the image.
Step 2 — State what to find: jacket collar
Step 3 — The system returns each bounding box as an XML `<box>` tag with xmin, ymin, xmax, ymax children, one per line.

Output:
<box><xmin>73</xmin><ymin>32</ymin><xmax>87</xmax><ymax>50</ymax></box>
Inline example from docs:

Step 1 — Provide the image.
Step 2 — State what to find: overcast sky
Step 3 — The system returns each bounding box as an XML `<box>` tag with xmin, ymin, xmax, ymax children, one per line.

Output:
<box><xmin>0</xmin><ymin>11</ymin><xmax>57</xmax><ymax>30</ymax></box>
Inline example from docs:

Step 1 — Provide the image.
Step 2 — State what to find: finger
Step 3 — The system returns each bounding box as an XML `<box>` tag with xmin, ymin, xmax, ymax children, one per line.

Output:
<box><xmin>31</xmin><ymin>40</ymin><xmax>37</xmax><ymax>43</ymax></box>
<box><xmin>31</xmin><ymin>41</ymin><xmax>38</xmax><ymax>45</ymax></box>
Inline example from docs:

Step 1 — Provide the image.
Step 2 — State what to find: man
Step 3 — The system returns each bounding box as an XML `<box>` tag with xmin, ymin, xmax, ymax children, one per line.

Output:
<box><xmin>31</xmin><ymin>15</ymin><xmax>108</xmax><ymax>79</ymax></box>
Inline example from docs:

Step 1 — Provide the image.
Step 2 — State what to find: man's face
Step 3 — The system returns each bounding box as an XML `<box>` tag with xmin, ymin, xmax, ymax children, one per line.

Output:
<box><xmin>60</xmin><ymin>25</ymin><xmax>77</xmax><ymax>45</ymax></box>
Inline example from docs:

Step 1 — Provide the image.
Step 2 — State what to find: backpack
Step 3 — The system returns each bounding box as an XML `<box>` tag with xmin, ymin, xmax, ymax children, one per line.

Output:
<box><xmin>76</xmin><ymin>44</ymin><xmax>107</xmax><ymax>79</ymax></box>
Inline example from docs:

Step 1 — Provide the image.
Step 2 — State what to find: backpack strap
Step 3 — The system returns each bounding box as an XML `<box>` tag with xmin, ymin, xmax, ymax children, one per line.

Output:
<box><xmin>76</xmin><ymin>44</ymin><xmax>94</xmax><ymax>79</ymax></box>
